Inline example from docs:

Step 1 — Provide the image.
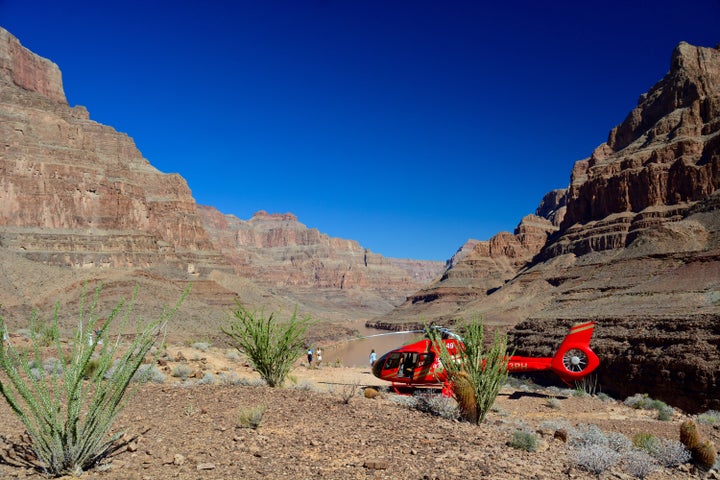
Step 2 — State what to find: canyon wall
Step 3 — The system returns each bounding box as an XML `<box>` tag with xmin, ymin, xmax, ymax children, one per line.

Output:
<box><xmin>372</xmin><ymin>42</ymin><xmax>720</xmax><ymax>412</ymax></box>
<box><xmin>0</xmin><ymin>27</ymin><xmax>442</xmax><ymax>335</ymax></box>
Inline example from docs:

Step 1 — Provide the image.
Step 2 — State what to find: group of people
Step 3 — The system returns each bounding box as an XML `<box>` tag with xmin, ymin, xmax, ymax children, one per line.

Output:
<box><xmin>306</xmin><ymin>347</ymin><xmax>322</xmax><ymax>366</ymax></box>
<box><xmin>304</xmin><ymin>347</ymin><xmax>379</xmax><ymax>368</ymax></box>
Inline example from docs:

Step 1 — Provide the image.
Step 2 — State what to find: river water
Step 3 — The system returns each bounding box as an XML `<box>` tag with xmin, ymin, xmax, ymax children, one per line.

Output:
<box><xmin>321</xmin><ymin>325</ymin><xmax>423</xmax><ymax>367</ymax></box>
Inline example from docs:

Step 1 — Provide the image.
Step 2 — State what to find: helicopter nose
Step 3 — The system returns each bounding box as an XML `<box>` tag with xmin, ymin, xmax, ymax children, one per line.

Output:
<box><xmin>371</xmin><ymin>354</ymin><xmax>386</xmax><ymax>378</ymax></box>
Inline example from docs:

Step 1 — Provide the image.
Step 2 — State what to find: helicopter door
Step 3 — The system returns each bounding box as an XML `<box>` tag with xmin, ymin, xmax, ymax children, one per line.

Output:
<box><xmin>401</xmin><ymin>352</ymin><xmax>419</xmax><ymax>379</ymax></box>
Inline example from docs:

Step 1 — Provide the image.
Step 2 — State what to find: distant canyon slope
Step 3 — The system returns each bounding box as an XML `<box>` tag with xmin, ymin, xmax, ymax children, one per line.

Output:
<box><xmin>0</xmin><ymin>27</ymin><xmax>718</xmax><ymax>412</ymax></box>
<box><xmin>0</xmin><ymin>27</ymin><xmax>444</xmax><ymax>344</ymax></box>
<box><xmin>369</xmin><ymin>41</ymin><xmax>719</xmax><ymax>413</ymax></box>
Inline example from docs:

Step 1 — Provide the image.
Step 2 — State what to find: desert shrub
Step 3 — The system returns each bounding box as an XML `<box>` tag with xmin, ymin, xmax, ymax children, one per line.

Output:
<box><xmin>571</xmin><ymin>444</ymin><xmax>620</xmax><ymax>475</ymax></box>
<box><xmin>652</xmin><ymin>439</ymin><xmax>690</xmax><ymax>467</ymax></box>
<box><xmin>222</xmin><ymin>303</ymin><xmax>312</xmax><ymax>387</ymax></box>
<box><xmin>569</xmin><ymin>424</ymin><xmax>608</xmax><ymax>448</ymax></box>
<box><xmin>42</xmin><ymin>357</ymin><xmax>63</xmax><ymax>375</ymax></box>
<box><xmin>606</xmin><ymin>431</ymin><xmax>633</xmax><ymax>453</ymax></box>
<box><xmin>190</xmin><ymin>341</ymin><xmax>210</xmax><ymax>352</ymax></box>
<box><xmin>538</xmin><ymin>419</ymin><xmax>571</xmax><ymax>433</ymax></box>
<box><xmin>573</xmin><ymin>374</ymin><xmax>599</xmax><ymax>397</ymax></box>
<box><xmin>697</xmin><ymin>410</ymin><xmax>720</xmax><ymax>425</ymax></box>
<box><xmin>218</xmin><ymin>372</ymin><xmax>264</xmax><ymax>386</ymax></box>
<box><xmin>413</xmin><ymin>392</ymin><xmax>459</xmax><ymax>419</ymax></box>
<box><xmin>545</xmin><ymin>396</ymin><xmax>561</xmax><ymax>410</ymax></box>
<box><xmin>622</xmin><ymin>448</ymin><xmax>658</xmax><ymax>479</ymax></box>
<box><xmin>596</xmin><ymin>392</ymin><xmax>614</xmax><ymax>402</ymax></box>
<box><xmin>632</xmin><ymin>433</ymin><xmax>660</xmax><ymax>455</ymax></box>
<box><xmin>334</xmin><ymin>382</ymin><xmax>360</xmax><ymax>404</ymax></box>
<box><xmin>237</xmin><ymin>404</ymin><xmax>267</xmax><ymax>429</ymax></box>
<box><xmin>0</xmin><ymin>284</ymin><xmax>187</xmax><ymax>476</ymax></box>
<box><xmin>623</xmin><ymin>393</ymin><xmax>652</xmax><ymax>409</ymax></box>
<box><xmin>225</xmin><ymin>349</ymin><xmax>241</xmax><ymax>362</ymax></box>
<box><xmin>197</xmin><ymin>372</ymin><xmax>216</xmax><ymax>385</ymax></box>
<box><xmin>293</xmin><ymin>379</ymin><xmax>317</xmax><ymax>392</ymax></box>
<box><xmin>656</xmin><ymin>404</ymin><xmax>675</xmax><ymax>421</ymax></box>
<box><xmin>508</xmin><ymin>430</ymin><xmax>538</xmax><ymax>452</ymax></box>
<box><xmin>132</xmin><ymin>364</ymin><xmax>166</xmax><ymax>384</ymax></box>
<box><xmin>171</xmin><ymin>364</ymin><xmax>193</xmax><ymax>380</ymax></box>
<box><xmin>426</xmin><ymin>316</ymin><xmax>511</xmax><ymax>424</ymax></box>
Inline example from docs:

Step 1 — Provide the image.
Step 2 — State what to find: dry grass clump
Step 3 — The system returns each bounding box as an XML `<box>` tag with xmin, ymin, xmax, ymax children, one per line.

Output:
<box><xmin>237</xmin><ymin>404</ymin><xmax>267</xmax><ymax>429</ymax></box>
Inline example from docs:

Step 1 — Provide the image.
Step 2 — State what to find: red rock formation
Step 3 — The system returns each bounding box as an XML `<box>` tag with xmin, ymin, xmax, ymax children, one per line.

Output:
<box><xmin>0</xmin><ymin>27</ymin><xmax>442</xmax><ymax>332</ymax></box>
<box><xmin>0</xmin><ymin>29</ymin><xmax>222</xmax><ymax>273</ymax></box>
<box><xmin>197</xmin><ymin>206</ymin><xmax>444</xmax><ymax>305</ymax></box>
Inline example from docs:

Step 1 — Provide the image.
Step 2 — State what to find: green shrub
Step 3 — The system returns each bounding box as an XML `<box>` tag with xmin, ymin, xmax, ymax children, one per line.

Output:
<box><xmin>697</xmin><ymin>410</ymin><xmax>720</xmax><ymax>425</ymax></box>
<box><xmin>633</xmin><ymin>433</ymin><xmax>660</xmax><ymax>455</ymax></box>
<box><xmin>0</xmin><ymin>284</ymin><xmax>187</xmax><ymax>476</ymax></box>
<box><xmin>426</xmin><ymin>316</ymin><xmax>511</xmax><ymax>424</ymax></box>
<box><xmin>508</xmin><ymin>430</ymin><xmax>538</xmax><ymax>452</ymax></box>
<box><xmin>222</xmin><ymin>303</ymin><xmax>312</xmax><ymax>387</ymax></box>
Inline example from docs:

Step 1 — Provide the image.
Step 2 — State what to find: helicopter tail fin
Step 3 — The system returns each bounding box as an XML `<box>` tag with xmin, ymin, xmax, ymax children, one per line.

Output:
<box><xmin>549</xmin><ymin>321</ymin><xmax>600</xmax><ymax>382</ymax></box>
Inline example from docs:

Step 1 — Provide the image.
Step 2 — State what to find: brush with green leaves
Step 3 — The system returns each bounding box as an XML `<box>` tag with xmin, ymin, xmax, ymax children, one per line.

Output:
<box><xmin>0</xmin><ymin>284</ymin><xmax>188</xmax><ymax>477</ymax></box>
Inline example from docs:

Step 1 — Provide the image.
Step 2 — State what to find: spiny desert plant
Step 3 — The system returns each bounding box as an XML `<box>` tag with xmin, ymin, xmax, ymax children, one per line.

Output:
<box><xmin>693</xmin><ymin>440</ymin><xmax>717</xmax><ymax>469</ymax></box>
<box><xmin>679</xmin><ymin>420</ymin><xmax>700</xmax><ymax>450</ymax></box>
<box><xmin>222</xmin><ymin>303</ymin><xmax>312</xmax><ymax>387</ymax></box>
<box><xmin>0</xmin><ymin>284</ymin><xmax>188</xmax><ymax>477</ymax></box>
<box><xmin>426</xmin><ymin>316</ymin><xmax>511</xmax><ymax>424</ymax></box>
<box><xmin>237</xmin><ymin>404</ymin><xmax>267</xmax><ymax>429</ymax></box>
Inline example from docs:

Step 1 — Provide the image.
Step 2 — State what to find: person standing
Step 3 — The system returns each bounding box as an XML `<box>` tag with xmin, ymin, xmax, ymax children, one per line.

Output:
<box><xmin>307</xmin><ymin>348</ymin><xmax>313</xmax><ymax>366</ymax></box>
<box><xmin>316</xmin><ymin>348</ymin><xmax>322</xmax><ymax>365</ymax></box>
<box><xmin>369</xmin><ymin>349</ymin><xmax>377</xmax><ymax>366</ymax></box>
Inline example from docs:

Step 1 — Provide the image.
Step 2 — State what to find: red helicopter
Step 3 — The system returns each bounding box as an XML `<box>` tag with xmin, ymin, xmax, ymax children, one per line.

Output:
<box><xmin>371</xmin><ymin>321</ymin><xmax>599</xmax><ymax>392</ymax></box>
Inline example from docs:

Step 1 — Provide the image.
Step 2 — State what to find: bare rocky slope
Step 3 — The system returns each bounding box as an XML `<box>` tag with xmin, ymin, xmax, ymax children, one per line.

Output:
<box><xmin>0</xmin><ymin>27</ymin><xmax>444</xmax><ymax>342</ymax></box>
<box><xmin>370</xmin><ymin>42</ymin><xmax>720</xmax><ymax>413</ymax></box>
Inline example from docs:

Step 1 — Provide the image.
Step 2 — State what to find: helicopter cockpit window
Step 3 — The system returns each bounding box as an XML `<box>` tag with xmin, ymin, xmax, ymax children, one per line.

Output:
<box><xmin>383</xmin><ymin>353</ymin><xmax>403</xmax><ymax>370</ymax></box>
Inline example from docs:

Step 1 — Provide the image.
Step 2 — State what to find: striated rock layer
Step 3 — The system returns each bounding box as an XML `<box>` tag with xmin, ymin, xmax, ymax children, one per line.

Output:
<box><xmin>0</xmin><ymin>27</ymin><xmax>442</xmax><ymax>336</ymax></box>
<box><xmin>372</xmin><ymin>42</ymin><xmax>720</xmax><ymax>413</ymax></box>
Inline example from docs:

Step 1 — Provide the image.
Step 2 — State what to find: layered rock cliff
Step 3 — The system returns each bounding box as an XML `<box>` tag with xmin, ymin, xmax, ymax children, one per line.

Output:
<box><xmin>197</xmin><ymin>206</ymin><xmax>444</xmax><ymax>313</ymax></box>
<box><xmin>0</xmin><ymin>27</ymin><xmax>442</xmax><ymax>334</ymax></box>
<box><xmin>372</xmin><ymin>42</ymin><xmax>720</xmax><ymax>412</ymax></box>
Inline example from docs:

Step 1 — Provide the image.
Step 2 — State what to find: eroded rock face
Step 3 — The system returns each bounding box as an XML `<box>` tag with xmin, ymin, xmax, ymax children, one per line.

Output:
<box><xmin>373</xmin><ymin>214</ymin><xmax>558</xmax><ymax>326</ymax></box>
<box><xmin>0</xmin><ymin>27</ymin><xmax>442</xmax><ymax>330</ymax></box>
<box><xmin>0</xmin><ymin>28</ymin><xmax>222</xmax><ymax>274</ymax></box>
<box><xmin>197</xmin><ymin>206</ymin><xmax>445</xmax><ymax>307</ymax></box>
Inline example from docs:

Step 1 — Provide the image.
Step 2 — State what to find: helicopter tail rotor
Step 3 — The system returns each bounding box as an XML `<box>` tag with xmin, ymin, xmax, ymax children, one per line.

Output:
<box><xmin>549</xmin><ymin>321</ymin><xmax>600</xmax><ymax>382</ymax></box>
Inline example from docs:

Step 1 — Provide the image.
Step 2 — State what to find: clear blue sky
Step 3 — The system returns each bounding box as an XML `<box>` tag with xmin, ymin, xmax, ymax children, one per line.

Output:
<box><xmin>2</xmin><ymin>1</ymin><xmax>719</xmax><ymax>261</ymax></box>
